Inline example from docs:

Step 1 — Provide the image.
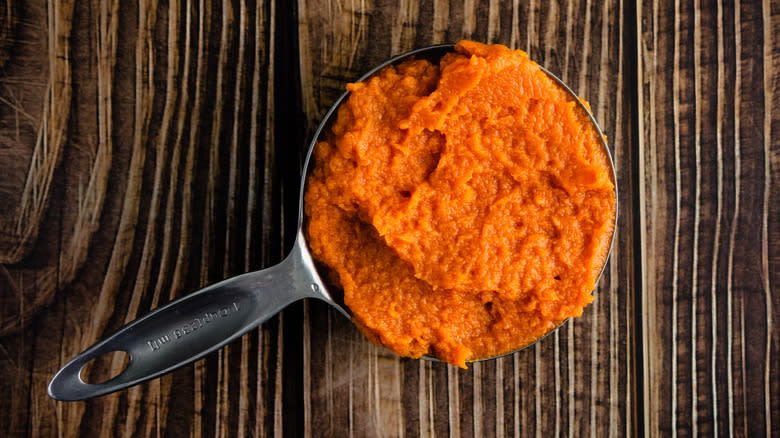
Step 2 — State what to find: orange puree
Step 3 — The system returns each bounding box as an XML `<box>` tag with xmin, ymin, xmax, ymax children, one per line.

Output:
<box><xmin>304</xmin><ymin>41</ymin><xmax>616</xmax><ymax>368</ymax></box>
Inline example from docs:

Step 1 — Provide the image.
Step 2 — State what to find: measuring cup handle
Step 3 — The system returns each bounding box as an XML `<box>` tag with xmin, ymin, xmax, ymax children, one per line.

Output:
<box><xmin>48</xmin><ymin>239</ymin><xmax>320</xmax><ymax>401</ymax></box>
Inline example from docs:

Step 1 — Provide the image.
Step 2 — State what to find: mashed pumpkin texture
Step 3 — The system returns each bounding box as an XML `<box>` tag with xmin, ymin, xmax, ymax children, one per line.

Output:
<box><xmin>304</xmin><ymin>41</ymin><xmax>616</xmax><ymax>368</ymax></box>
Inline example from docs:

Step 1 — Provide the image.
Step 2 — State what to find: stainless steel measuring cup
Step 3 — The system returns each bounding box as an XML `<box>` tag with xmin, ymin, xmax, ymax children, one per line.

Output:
<box><xmin>48</xmin><ymin>43</ymin><xmax>616</xmax><ymax>401</ymax></box>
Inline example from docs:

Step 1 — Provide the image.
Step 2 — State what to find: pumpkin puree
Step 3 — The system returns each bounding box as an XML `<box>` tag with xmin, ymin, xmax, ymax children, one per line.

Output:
<box><xmin>304</xmin><ymin>41</ymin><xmax>616</xmax><ymax>368</ymax></box>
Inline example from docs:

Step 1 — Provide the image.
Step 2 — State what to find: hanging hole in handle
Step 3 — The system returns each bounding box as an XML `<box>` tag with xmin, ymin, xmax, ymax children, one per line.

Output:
<box><xmin>79</xmin><ymin>350</ymin><xmax>130</xmax><ymax>384</ymax></box>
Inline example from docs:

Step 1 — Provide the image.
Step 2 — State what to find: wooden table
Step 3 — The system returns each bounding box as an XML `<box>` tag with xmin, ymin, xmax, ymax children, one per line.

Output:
<box><xmin>0</xmin><ymin>0</ymin><xmax>777</xmax><ymax>436</ymax></box>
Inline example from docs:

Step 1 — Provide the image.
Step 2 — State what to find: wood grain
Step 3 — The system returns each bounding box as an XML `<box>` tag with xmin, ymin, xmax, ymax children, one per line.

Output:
<box><xmin>0</xmin><ymin>0</ymin><xmax>777</xmax><ymax>436</ymax></box>
<box><xmin>1</xmin><ymin>0</ymin><xmax>280</xmax><ymax>436</ymax></box>
<box><xmin>638</xmin><ymin>0</ymin><xmax>779</xmax><ymax>435</ymax></box>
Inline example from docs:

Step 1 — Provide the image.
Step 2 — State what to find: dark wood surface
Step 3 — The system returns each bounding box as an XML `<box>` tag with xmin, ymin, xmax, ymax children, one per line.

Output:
<box><xmin>639</xmin><ymin>0</ymin><xmax>780</xmax><ymax>436</ymax></box>
<box><xmin>0</xmin><ymin>0</ymin><xmax>776</xmax><ymax>436</ymax></box>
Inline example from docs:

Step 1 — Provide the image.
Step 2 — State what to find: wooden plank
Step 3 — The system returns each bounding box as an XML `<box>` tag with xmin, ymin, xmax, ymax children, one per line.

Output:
<box><xmin>296</xmin><ymin>0</ymin><xmax>638</xmax><ymax>436</ymax></box>
<box><xmin>0</xmin><ymin>0</ymin><xmax>281</xmax><ymax>436</ymax></box>
<box><xmin>638</xmin><ymin>0</ymin><xmax>780</xmax><ymax>435</ymax></box>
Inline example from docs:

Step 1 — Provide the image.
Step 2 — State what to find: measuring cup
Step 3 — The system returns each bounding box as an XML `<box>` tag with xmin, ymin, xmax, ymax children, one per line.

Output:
<box><xmin>48</xmin><ymin>44</ymin><xmax>617</xmax><ymax>401</ymax></box>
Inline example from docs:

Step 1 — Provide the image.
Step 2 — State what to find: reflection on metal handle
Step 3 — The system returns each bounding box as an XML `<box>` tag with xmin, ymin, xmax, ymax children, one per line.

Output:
<box><xmin>48</xmin><ymin>237</ymin><xmax>326</xmax><ymax>401</ymax></box>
